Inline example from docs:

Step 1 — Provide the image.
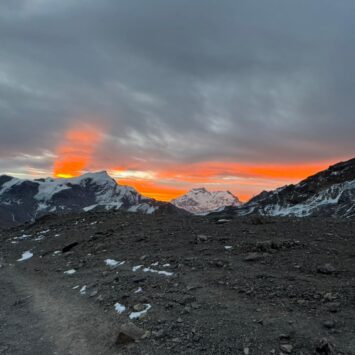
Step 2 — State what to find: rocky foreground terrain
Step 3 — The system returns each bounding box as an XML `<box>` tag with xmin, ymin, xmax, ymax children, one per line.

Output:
<box><xmin>0</xmin><ymin>211</ymin><xmax>354</xmax><ymax>355</ymax></box>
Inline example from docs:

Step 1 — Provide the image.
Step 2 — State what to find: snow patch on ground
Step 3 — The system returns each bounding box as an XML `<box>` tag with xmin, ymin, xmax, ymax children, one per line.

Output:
<box><xmin>143</xmin><ymin>267</ymin><xmax>174</xmax><ymax>276</ymax></box>
<box><xmin>114</xmin><ymin>303</ymin><xmax>126</xmax><ymax>314</ymax></box>
<box><xmin>105</xmin><ymin>259</ymin><xmax>125</xmax><ymax>267</ymax></box>
<box><xmin>129</xmin><ymin>304</ymin><xmax>152</xmax><ymax>319</ymax></box>
<box><xmin>15</xmin><ymin>234</ymin><xmax>31</xmax><ymax>240</ymax></box>
<box><xmin>132</xmin><ymin>265</ymin><xmax>143</xmax><ymax>272</ymax></box>
<box><xmin>17</xmin><ymin>251</ymin><xmax>33</xmax><ymax>261</ymax></box>
<box><xmin>64</xmin><ymin>269</ymin><xmax>76</xmax><ymax>275</ymax></box>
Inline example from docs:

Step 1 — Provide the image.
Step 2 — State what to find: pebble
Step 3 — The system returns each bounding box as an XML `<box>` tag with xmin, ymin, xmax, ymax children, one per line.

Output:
<box><xmin>279</xmin><ymin>344</ymin><xmax>293</xmax><ymax>353</ymax></box>
<box><xmin>244</xmin><ymin>252</ymin><xmax>262</xmax><ymax>262</ymax></box>
<box><xmin>317</xmin><ymin>263</ymin><xmax>336</xmax><ymax>275</ymax></box>
<box><xmin>197</xmin><ymin>235</ymin><xmax>208</xmax><ymax>242</ymax></box>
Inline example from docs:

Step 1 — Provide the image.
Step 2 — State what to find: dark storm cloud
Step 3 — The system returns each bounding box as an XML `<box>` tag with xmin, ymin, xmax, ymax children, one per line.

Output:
<box><xmin>1</xmin><ymin>0</ymin><xmax>354</xmax><ymax>174</ymax></box>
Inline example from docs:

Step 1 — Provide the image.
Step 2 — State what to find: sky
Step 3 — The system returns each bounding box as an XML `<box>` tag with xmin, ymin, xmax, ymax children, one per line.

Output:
<box><xmin>0</xmin><ymin>0</ymin><xmax>354</xmax><ymax>201</ymax></box>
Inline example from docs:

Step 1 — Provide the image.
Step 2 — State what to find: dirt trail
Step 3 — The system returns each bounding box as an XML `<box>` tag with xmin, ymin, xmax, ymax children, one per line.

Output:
<box><xmin>0</xmin><ymin>267</ymin><xmax>119</xmax><ymax>355</ymax></box>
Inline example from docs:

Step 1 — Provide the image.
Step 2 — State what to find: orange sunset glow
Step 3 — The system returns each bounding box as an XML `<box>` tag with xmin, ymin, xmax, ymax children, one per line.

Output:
<box><xmin>53</xmin><ymin>125</ymin><xmax>103</xmax><ymax>178</ymax></box>
<box><xmin>108</xmin><ymin>160</ymin><xmax>334</xmax><ymax>201</ymax></box>
<box><xmin>52</xmin><ymin>126</ymin><xmax>340</xmax><ymax>202</ymax></box>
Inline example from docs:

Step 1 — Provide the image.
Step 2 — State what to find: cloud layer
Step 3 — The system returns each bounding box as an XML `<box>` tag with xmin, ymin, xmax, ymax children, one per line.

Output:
<box><xmin>1</xmin><ymin>0</ymin><xmax>354</xmax><ymax>199</ymax></box>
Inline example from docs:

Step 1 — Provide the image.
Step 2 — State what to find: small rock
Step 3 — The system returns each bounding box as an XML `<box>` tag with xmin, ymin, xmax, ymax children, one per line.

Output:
<box><xmin>244</xmin><ymin>252</ymin><xmax>262</xmax><ymax>262</ymax></box>
<box><xmin>316</xmin><ymin>338</ymin><xmax>335</xmax><ymax>354</ymax></box>
<box><xmin>197</xmin><ymin>234</ymin><xmax>208</xmax><ymax>242</ymax></box>
<box><xmin>279</xmin><ymin>344</ymin><xmax>293</xmax><ymax>354</ymax></box>
<box><xmin>133</xmin><ymin>276</ymin><xmax>146</xmax><ymax>283</ymax></box>
<box><xmin>181</xmin><ymin>295</ymin><xmax>196</xmax><ymax>305</ymax></box>
<box><xmin>326</xmin><ymin>302</ymin><xmax>341</xmax><ymax>313</ymax></box>
<box><xmin>317</xmin><ymin>264</ymin><xmax>336</xmax><ymax>275</ymax></box>
<box><xmin>116</xmin><ymin>322</ymin><xmax>149</xmax><ymax>345</ymax></box>
<box><xmin>89</xmin><ymin>290</ymin><xmax>98</xmax><ymax>298</ymax></box>
<box><xmin>133</xmin><ymin>303</ymin><xmax>145</xmax><ymax>312</ymax></box>
<box><xmin>323</xmin><ymin>320</ymin><xmax>335</xmax><ymax>329</ymax></box>
<box><xmin>62</xmin><ymin>242</ymin><xmax>79</xmax><ymax>253</ymax></box>
<box><xmin>243</xmin><ymin>347</ymin><xmax>250</xmax><ymax>355</ymax></box>
<box><xmin>297</xmin><ymin>299</ymin><xmax>306</xmax><ymax>305</ymax></box>
<box><xmin>323</xmin><ymin>293</ymin><xmax>337</xmax><ymax>302</ymax></box>
<box><xmin>215</xmin><ymin>260</ymin><xmax>224</xmax><ymax>268</ymax></box>
<box><xmin>177</xmin><ymin>317</ymin><xmax>183</xmax><ymax>323</ymax></box>
<box><xmin>279</xmin><ymin>334</ymin><xmax>291</xmax><ymax>341</ymax></box>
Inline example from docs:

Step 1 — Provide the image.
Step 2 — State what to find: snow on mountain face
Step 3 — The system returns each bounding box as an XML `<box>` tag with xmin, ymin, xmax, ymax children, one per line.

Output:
<box><xmin>0</xmin><ymin>171</ymin><xmax>158</xmax><ymax>226</ymax></box>
<box><xmin>238</xmin><ymin>158</ymin><xmax>355</xmax><ymax>218</ymax></box>
<box><xmin>171</xmin><ymin>187</ymin><xmax>241</xmax><ymax>214</ymax></box>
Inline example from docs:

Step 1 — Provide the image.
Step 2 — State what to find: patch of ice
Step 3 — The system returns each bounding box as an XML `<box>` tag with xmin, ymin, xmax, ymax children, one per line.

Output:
<box><xmin>80</xmin><ymin>285</ymin><xmax>87</xmax><ymax>295</ymax></box>
<box><xmin>90</xmin><ymin>221</ymin><xmax>97</xmax><ymax>225</ymax></box>
<box><xmin>129</xmin><ymin>304</ymin><xmax>152</xmax><ymax>319</ymax></box>
<box><xmin>224</xmin><ymin>246</ymin><xmax>233</xmax><ymax>250</ymax></box>
<box><xmin>143</xmin><ymin>267</ymin><xmax>174</xmax><ymax>276</ymax></box>
<box><xmin>72</xmin><ymin>285</ymin><xmax>79</xmax><ymax>289</ymax></box>
<box><xmin>34</xmin><ymin>235</ymin><xmax>44</xmax><ymax>241</ymax></box>
<box><xmin>64</xmin><ymin>269</ymin><xmax>76</xmax><ymax>275</ymax></box>
<box><xmin>162</xmin><ymin>263</ymin><xmax>171</xmax><ymax>267</ymax></box>
<box><xmin>53</xmin><ymin>251</ymin><xmax>61</xmax><ymax>255</ymax></box>
<box><xmin>83</xmin><ymin>204</ymin><xmax>97</xmax><ymax>212</ymax></box>
<box><xmin>105</xmin><ymin>259</ymin><xmax>125</xmax><ymax>267</ymax></box>
<box><xmin>114</xmin><ymin>303</ymin><xmax>126</xmax><ymax>314</ymax></box>
<box><xmin>132</xmin><ymin>265</ymin><xmax>143</xmax><ymax>272</ymax></box>
<box><xmin>134</xmin><ymin>287</ymin><xmax>143</xmax><ymax>294</ymax></box>
<box><xmin>15</xmin><ymin>234</ymin><xmax>31</xmax><ymax>240</ymax></box>
<box><xmin>17</xmin><ymin>251</ymin><xmax>33</xmax><ymax>261</ymax></box>
<box><xmin>151</xmin><ymin>261</ymin><xmax>159</xmax><ymax>266</ymax></box>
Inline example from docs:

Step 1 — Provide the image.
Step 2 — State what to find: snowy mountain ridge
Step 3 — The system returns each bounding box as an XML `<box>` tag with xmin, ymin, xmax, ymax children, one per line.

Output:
<box><xmin>171</xmin><ymin>187</ymin><xmax>241</xmax><ymax>214</ymax></box>
<box><xmin>229</xmin><ymin>157</ymin><xmax>355</xmax><ymax>219</ymax></box>
<box><xmin>0</xmin><ymin>171</ymin><xmax>158</xmax><ymax>226</ymax></box>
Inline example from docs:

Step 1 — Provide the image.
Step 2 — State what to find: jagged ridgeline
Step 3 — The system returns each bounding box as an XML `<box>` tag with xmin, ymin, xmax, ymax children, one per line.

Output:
<box><xmin>0</xmin><ymin>171</ymin><xmax>179</xmax><ymax>227</ymax></box>
<box><xmin>225</xmin><ymin>158</ymin><xmax>355</xmax><ymax>218</ymax></box>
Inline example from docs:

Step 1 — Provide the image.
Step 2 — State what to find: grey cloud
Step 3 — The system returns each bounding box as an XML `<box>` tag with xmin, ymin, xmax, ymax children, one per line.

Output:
<box><xmin>0</xmin><ymin>0</ymin><xmax>354</xmax><ymax>174</ymax></box>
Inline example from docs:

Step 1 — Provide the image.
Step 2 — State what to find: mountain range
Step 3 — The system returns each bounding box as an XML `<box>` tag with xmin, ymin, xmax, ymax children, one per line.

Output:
<box><xmin>218</xmin><ymin>158</ymin><xmax>355</xmax><ymax>219</ymax></box>
<box><xmin>0</xmin><ymin>171</ymin><xmax>165</xmax><ymax>227</ymax></box>
<box><xmin>0</xmin><ymin>157</ymin><xmax>354</xmax><ymax>226</ymax></box>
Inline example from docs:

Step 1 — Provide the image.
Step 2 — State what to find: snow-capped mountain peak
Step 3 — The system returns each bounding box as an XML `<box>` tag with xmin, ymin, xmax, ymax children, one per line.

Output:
<box><xmin>0</xmin><ymin>171</ymin><xmax>159</xmax><ymax>226</ymax></box>
<box><xmin>171</xmin><ymin>188</ymin><xmax>241</xmax><ymax>214</ymax></box>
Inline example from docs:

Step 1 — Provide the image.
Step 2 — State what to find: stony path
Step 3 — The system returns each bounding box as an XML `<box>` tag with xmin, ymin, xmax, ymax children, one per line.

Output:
<box><xmin>0</xmin><ymin>268</ymin><xmax>120</xmax><ymax>355</ymax></box>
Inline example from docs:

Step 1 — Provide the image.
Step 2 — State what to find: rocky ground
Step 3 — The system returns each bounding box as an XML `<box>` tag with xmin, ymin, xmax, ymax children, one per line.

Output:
<box><xmin>0</xmin><ymin>211</ymin><xmax>354</xmax><ymax>355</ymax></box>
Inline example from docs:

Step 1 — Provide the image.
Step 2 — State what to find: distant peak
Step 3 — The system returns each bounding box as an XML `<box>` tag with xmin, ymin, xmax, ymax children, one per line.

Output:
<box><xmin>190</xmin><ymin>187</ymin><xmax>208</xmax><ymax>193</ymax></box>
<box><xmin>80</xmin><ymin>171</ymin><xmax>111</xmax><ymax>178</ymax></box>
